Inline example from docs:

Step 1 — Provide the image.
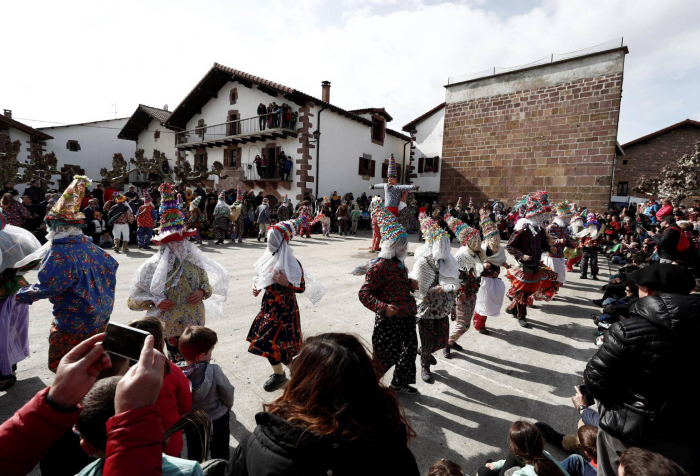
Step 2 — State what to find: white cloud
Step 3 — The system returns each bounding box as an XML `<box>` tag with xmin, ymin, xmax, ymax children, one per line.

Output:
<box><xmin>1</xmin><ymin>0</ymin><xmax>699</xmax><ymax>143</ymax></box>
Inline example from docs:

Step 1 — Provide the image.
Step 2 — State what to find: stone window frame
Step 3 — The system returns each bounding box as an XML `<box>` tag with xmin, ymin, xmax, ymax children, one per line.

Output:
<box><xmin>229</xmin><ymin>87</ymin><xmax>238</xmax><ymax>105</ymax></box>
<box><xmin>66</xmin><ymin>140</ymin><xmax>81</xmax><ymax>152</ymax></box>
<box><xmin>224</xmin><ymin>145</ymin><xmax>241</xmax><ymax>168</ymax></box>
<box><xmin>358</xmin><ymin>154</ymin><xmax>375</xmax><ymax>177</ymax></box>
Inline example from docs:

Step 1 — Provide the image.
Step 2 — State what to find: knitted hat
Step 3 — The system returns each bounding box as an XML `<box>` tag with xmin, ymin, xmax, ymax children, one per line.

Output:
<box><xmin>115</xmin><ymin>193</ymin><xmax>127</xmax><ymax>203</ymax></box>
<box><xmin>373</xmin><ymin>203</ymin><xmax>408</xmax><ymax>244</ymax></box>
<box><xmin>191</xmin><ymin>196</ymin><xmax>202</xmax><ymax>208</ymax></box>
<box><xmin>524</xmin><ymin>197</ymin><xmax>546</xmax><ymax>219</ymax></box>
<box><xmin>388</xmin><ymin>153</ymin><xmax>397</xmax><ymax>179</ymax></box>
<box><xmin>480</xmin><ymin>215</ymin><xmax>499</xmax><ymax>241</ymax></box>
<box><xmin>152</xmin><ymin>183</ymin><xmax>197</xmax><ymax>245</ymax></box>
<box><xmin>585</xmin><ymin>213</ymin><xmax>600</xmax><ymax>229</ymax></box>
<box><xmin>445</xmin><ymin>214</ymin><xmax>480</xmax><ymax>249</ymax></box>
<box><xmin>45</xmin><ymin>175</ymin><xmax>91</xmax><ymax>228</ymax></box>
<box><xmin>556</xmin><ymin>200</ymin><xmax>575</xmax><ymax>219</ymax></box>
<box><xmin>419</xmin><ymin>211</ymin><xmax>449</xmax><ymax>245</ymax></box>
<box><xmin>534</xmin><ymin>190</ymin><xmax>549</xmax><ymax>207</ymax></box>
<box><xmin>236</xmin><ymin>187</ymin><xmax>243</xmax><ymax>202</ymax></box>
<box><xmin>143</xmin><ymin>191</ymin><xmax>153</xmax><ymax>204</ymax></box>
<box><xmin>94</xmin><ymin>212</ymin><xmax>103</xmax><ymax>220</ymax></box>
<box><xmin>272</xmin><ymin>215</ymin><xmax>307</xmax><ymax>242</ymax></box>
<box><xmin>369</xmin><ymin>196</ymin><xmax>383</xmax><ymax>212</ymax></box>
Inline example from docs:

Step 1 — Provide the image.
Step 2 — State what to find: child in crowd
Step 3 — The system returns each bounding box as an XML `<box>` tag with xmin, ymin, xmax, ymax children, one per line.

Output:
<box><xmin>136</xmin><ymin>191</ymin><xmax>156</xmax><ymax>250</ymax></box>
<box><xmin>428</xmin><ymin>458</ymin><xmax>466</xmax><ymax>476</ymax></box>
<box><xmin>129</xmin><ymin>317</ymin><xmax>192</xmax><ymax>458</ymax></box>
<box><xmin>91</xmin><ymin>212</ymin><xmax>106</xmax><ymax>245</ymax></box>
<box><xmin>350</xmin><ymin>204</ymin><xmax>362</xmax><ymax>234</ymax></box>
<box><xmin>98</xmin><ymin>231</ymin><xmax>114</xmax><ymax>248</ymax></box>
<box><xmin>559</xmin><ymin>425</ymin><xmax>598</xmax><ymax>476</ymax></box>
<box><xmin>178</xmin><ymin>325</ymin><xmax>234</xmax><ymax>461</ymax></box>
<box><xmin>74</xmin><ymin>377</ymin><xmax>202</xmax><ymax>476</ymax></box>
<box><xmin>477</xmin><ymin>421</ymin><xmax>568</xmax><ymax>476</ymax></box>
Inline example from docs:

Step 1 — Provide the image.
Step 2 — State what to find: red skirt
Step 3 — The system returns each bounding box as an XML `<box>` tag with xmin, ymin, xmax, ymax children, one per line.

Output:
<box><xmin>506</xmin><ymin>264</ymin><xmax>558</xmax><ymax>297</ymax></box>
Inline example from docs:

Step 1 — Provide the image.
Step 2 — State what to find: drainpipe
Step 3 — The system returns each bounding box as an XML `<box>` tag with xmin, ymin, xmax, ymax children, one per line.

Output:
<box><xmin>314</xmin><ymin>107</ymin><xmax>327</xmax><ymax>199</ymax></box>
<box><xmin>402</xmin><ymin>139</ymin><xmax>411</xmax><ymax>185</ymax></box>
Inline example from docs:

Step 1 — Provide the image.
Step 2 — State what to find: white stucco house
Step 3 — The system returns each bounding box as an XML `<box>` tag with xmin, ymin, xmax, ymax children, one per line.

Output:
<box><xmin>37</xmin><ymin>117</ymin><xmax>134</xmax><ymax>190</ymax></box>
<box><xmin>401</xmin><ymin>103</ymin><xmax>445</xmax><ymax>203</ymax></box>
<box><xmin>118</xmin><ymin>104</ymin><xmax>178</xmax><ymax>164</ymax></box>
<box><xmin>162</xmin><ymin>63</ymin><xmax>412</xmax><ymax>206</ymax></box>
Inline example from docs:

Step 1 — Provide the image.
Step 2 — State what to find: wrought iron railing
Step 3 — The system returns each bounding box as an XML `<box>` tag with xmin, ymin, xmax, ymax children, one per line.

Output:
<box><xmin>176</xmin><ymin>112</ymin><xmax>297</xmax><ymax>146</ymax></box>
<box><xmin>242</xmin><ymin>161</ymin><xmax>293</xmax><ymax>181</ymax></box>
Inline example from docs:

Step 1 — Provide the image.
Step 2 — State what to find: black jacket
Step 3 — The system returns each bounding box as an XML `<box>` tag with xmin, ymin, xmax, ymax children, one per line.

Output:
<box><xmin>229</xmin><ymin>412</ymin><xmax>420</xmax><ymax>476</ymax></box>
<box><xmin>656</xmin><ymin>225</ymin><xmax>681</xmax><ymax>261</ymax></box>
<box><xmin>584</xmin><ymin>293</ymin><xmax>700</xmax><ymax>442</ymax></box>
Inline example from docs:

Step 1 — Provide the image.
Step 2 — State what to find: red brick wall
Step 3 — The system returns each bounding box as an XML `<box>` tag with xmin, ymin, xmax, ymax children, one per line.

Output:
<box><xmin>441</xmin><ymin>72</ymin><xmax>623</xmax><ymax>211</ymax></box>
<box><xmin>615</xmin><ymin>125</ymin><xmax>700</xmax><ymax>195</ymax></box>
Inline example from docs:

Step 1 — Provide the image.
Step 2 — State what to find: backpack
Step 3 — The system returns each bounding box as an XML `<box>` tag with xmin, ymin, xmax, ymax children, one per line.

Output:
<box><xmin>669</xmin><ymin>226</ymin><xmax>691</xmax><ymax>253</ymax></box>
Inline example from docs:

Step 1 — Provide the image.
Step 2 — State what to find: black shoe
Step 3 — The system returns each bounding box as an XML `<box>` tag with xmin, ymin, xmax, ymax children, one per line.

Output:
<box><xmin>592</xmin><ymin>299</ymin><xmax>604</xmax><ymax>307</ymax></box>
<box><xmin>535</xmin><ymin>422</ymin><xmax>565</xmax><ymax>451</ymax></box>
<box><xmin>591</xmin><ymin>276</ymin><xmax>600</xmax><ymax>281</ymax></box>
<box><xmin>421</xmin><ymin>366</ymin><xmax>432</xmax><ymax>383</ymax></box>
<box><xmin>478</xmin><ymin>328</ymin><xmax>490</xmax><ymax>335</ymax></box>
<box><xmin>451</xmin><ymin>342</ymin><xmax>463</xmax><ymax>351</ymax></box>
<box><xmin>430</xmin><ymin>354</ymin><xmax>437</xmax><ymax>365</ymax></box>
<box><xmin>390</xmin><ymin>384</ymin><xmax>418</xmax><ymax>394</ymax></box>
<box><xmin>505</xmin><ymin>305</ymin><xmax>518</xmax><ymax>317</ymax></box>
<box><xmin>594</xmin><ymin>329</ymin><xmax>606</xmax><ymax>337</ymax></box>
<box><xmin>518</xmin><ymin>318</ymin><xmax>529</xmax><ymax>328</ymax></box>
<box><xmin>443</xmin><ymin>346</ymin><xmax>451</xmax><ymax>359</ymax></box>
<box><xmin>263</xmin><ymin>373</ymin><xmax>288</xmax><ymax>392</ymax></box>
<box><xmin>579</xmin><ymin>275</ymin><xmax>587</xmax><ymax>279</ymax></box>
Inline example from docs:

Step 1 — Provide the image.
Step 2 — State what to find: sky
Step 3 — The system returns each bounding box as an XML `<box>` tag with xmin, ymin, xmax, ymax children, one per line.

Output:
<box><xmin>2</xmin><ymin>0</ymin><xmax>700</xmax><ymax>144</ymax></box>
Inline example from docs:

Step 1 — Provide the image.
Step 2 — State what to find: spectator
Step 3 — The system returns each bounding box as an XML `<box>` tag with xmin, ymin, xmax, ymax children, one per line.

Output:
<box><xmin>277</xmin><ymin>152</ymin><xmax>286</xmax><ymax>179</ymax></box>
<box><xmin>655</xmin><ymin>216</ymin><xmax>683</xmax><ymax>263</ymax></box>
<box><xmin>2</xmin><ymin>180</ymin><xmax>17</xmax><ymax>197</ymax></box>
<box><xmin>193</xmin><ymin>183</ymin><xmax>207</xmax><ymax>211</ymax></box>
<box><xmin>21</xmin><ymin>194</ymin><xmax>41</xmax><ymax>233</ymax></box>
<box><xmin>178</xmin><ymin>326</ymin><xmax>233</xmax><ymax>461</ymax></box>
<box><xmin>428</xmin><ymin>458</ymin><xmax>465</xmax><ymax>476</ymax></box>
<box><xmin>124</xmin><ymin>185</ymin><xmax>138</xmax><ymax>201</ymax></box>
<box><xmin>255</xmin><ymin>198</ymin><xmax>271</xmax><ymax>242</ymax></box>
<box><xmin>476</xmin><ymin>421</ymin><xmax>567</xmax><ymax>475</ymax></box>
<box><xmin>91</xmin><ymin>212</ymin><xmax>107</xmax><ymax>246</ymax></box>
<box><xmin>128</xmin><ymin>317</ymin><xmax>192</xmax><ymax>458</ymax></box>
<box><xmin>1</xmin><ymin>193</ymin><xmax>30</xmax><ymax>227</ymax></box>
<box><xmin>257</xmin><ymin>103</ymin><xmax>267</xmax><ymax>130</ymax></box>
<box><xmin>283</xmin><ymin>156</ymin><xmax>293</xmax><ymax>181</ymax></box>
<box><xmin>618</xmin><ymin>447</ymin><xmax>690</xmax><ymax>476</ymax></box>
<box><xmin>25</xmin><ymin>179</ymin><xmax>45</xmax><ymax>205</ymax></box>
<box><xmin>584</xmin><ymin>264</ymin><xmax>699</xmax><ymax>476</ymax></box>
<box><xmin>655</xmin><ymin>198</ymin><xmax>673</xmax><ymax>222</ymax></box>
<box><xmin>93</xmin><ymin>183</ymin><xmax>105</xmax><ymax>210</ymax></box>
<box><xmin>560</xmin><ymin>425</ymin><xmax>598</xmax><ymax>476</ymax></box>
<box><xmin>103</xmin><ymin>182</ymin><xmax>119</xmax><ymax>204</ymax></box>
<box><xmin>229</xmin><ymin>333</ymin><xmax>420</xmax><ymax>475</ymax></box>
<box><xmin>253</xmin><ymin>155</ymin><xmax>263</xmax><ymax>179</ymax></box>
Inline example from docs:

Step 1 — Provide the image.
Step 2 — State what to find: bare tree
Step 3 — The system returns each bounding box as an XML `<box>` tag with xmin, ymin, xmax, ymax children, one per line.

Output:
<box><xmin>0</xmin><ymin>131</ymin><xmax>22</xmax><ymax>184</ymax></box>
<box><xmin>634</xmin><ymin>140</ymin><xmax>700</xmax><ymax>203</ymax></box>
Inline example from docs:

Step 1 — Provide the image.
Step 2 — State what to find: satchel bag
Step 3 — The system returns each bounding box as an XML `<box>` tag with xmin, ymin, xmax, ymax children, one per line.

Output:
<box><xmin>599</xmin><ymin>397</ymin><xmax>662</xmax><ymax>444</ymax></box>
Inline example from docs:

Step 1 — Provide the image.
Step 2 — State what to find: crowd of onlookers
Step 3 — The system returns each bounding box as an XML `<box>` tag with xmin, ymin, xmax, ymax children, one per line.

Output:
<box><xmin>2</xmin><ymin>180</ymin><xmax>699</xmax><ymax>475</ymax></box>
<box><xmin>255</xmin><ymin>102</ymin><xmax>297</xmax><ymax>132</ymax></box>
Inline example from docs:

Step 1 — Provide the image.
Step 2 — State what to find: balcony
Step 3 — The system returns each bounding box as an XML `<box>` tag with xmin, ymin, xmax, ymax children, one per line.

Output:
<box><xmin>175</xmin><ymin>114</ymin><xmax>298</xmax><ymax>151</ymax></box>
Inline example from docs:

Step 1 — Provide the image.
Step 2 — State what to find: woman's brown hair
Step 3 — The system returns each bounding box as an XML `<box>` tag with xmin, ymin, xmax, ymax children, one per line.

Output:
<box><xmin>508</xmin><ymin>421</ymin><xmax>562</xmax><ymax>476</ymax></box>
<box><xmin>128</xmin><ymin>317</ymin><xmax>170</xmax><ymax>374</ymax></box>
<box><xmin>264</xmin><ymin>333</ymin><xmax>415</xmax><ymax>443</ymax></box>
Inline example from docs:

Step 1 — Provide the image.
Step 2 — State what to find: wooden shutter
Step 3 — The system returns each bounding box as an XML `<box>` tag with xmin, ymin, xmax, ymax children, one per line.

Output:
<box><xmin>433</xmin><ymin>156</ymin><xmax>439</xmax><ymax>173</ymax></box>
<box><xmin>381</xmin><ymin>162</ymin><xmax>388</xmax><ymax>179</ymax></box>
<box><xmin>369</xmin><ymin>160</ymin><xmax>376</xmax><ymax>177</ymax></box>
<box><xmin>418</xmin><ymin>157</ymin><xmax>424</xmax><ymax>173</ymax></box>
<box><xmin>358</xmin><ymin>157</ymin><xmax>364</xmax><ymax>175</ymax></box>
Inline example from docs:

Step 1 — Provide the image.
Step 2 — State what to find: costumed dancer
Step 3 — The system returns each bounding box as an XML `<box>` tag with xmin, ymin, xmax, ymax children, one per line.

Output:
<box><xmin>369</xmin><ymin>154</ymin><xmax>419</xmax><ymax>216</ymax></box>
<box><xmin>472</xmin><ymin>212</ymin><xmax>507</xmax><ymax>335</ymax></box>
<box><xmin>128</xmin><ymin>183</ymin><xmax>228</xmax><ymax>361</ymax></box>
<box><xmin>247</xmin><ymin>214</ymin><xmax>326</xmax><ymax>391</ymax></box>
<box><xmin>136</xmin><ymin>191</ymin><xmax>156</xmax><ymax>250</ymax></box>
<box><xmin>504</xmin><ymin>197</ymin><xmax>558</xmax><ymax>327</ymax></box>
<box><xmin>212</xmin><ymin>191</ymin><xmax>231</xmax><ymax>245</ymax></box>
<box><xmin>542</xmin><ymin>201</ymin><xmax>576</xmax><ymax>293</ymax></box>
<box><xmin>229</xmin><ymin>187</ymin><xmax>245</xmax><ymax>243</ymax></box>
<box><xmin>412</xmin><ymin>211</ymin><xmax>460</xmax><ymax>382</ymax></box>
<box><xmin>565</xmin><ymin>207</ymin><xmax>585</xmax><ymax>272</ymax></box>
<box><xmin>0</xmin><ymin>212</ymin><xmax>42</xmax><ymax>390</ymax></box>
<box><xmin>358</xmin><ymin>200</ymin><xmax>419</xmax><ymax>394</ymax></box>
<box><xmin>444</xmin><ymin>213</ymin><xmax>483</xmax><ymax>353</ymax></box>
<box><xmin>16</xmin><ymin>176</ymin><xmax>118</xmax><ymax>372</ymax></box>
<box><xmin>188</xmin><ymin>196</ymin><xmax>204</xmax><ymax>245</ymax></box>
<box><xmin>107</xmin><ymin>191</ymin><xmax>135</xmax><ymax>253</ymax></box>
<box><xmin>577</xmin><ymin>213</ymin><xmax>603</xmax><ymax>280</ymax></box>
<box><xmin>370</xmin><ymin>197</ymin><xmax>382</xmax><ymax>252</ymax></box>
<box><xmin>295</xmin><ymin>201</ymin><xmax>312</xmax><ymax>238</ymax></box>
<box><xmin>312</xmin><ymin>197</ymin><xmax>332</xmax><ymax>236</ymax></box>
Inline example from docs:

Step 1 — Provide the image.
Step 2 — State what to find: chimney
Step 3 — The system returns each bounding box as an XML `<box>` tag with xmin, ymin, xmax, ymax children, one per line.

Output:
<box><xmin>321</xmin><ymin>81</ymin><xmax>331</xmax><ymax>103</ymax></box>
<box><xmin>3</xmin><ymin>109</ymin><xmax>11</xmax><ymax>119</ymax></box>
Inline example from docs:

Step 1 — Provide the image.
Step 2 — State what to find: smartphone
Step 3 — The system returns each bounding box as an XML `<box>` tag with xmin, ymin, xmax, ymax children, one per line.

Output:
<box><xmin>574</xmin><ymin>384</ymin><xmax>595</xmax><ymax>406</ymax></box>
<box><xmin>102</xmin><ymin>322</ymin><xmax>150</xmax><ymax>361</ymax></box>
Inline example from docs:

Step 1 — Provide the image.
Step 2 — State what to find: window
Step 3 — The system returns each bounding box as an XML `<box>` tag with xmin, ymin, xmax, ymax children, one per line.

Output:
<box><xmin>227</xmin><ymin>111</ymin><xmax>240</xmax><ymax>135</ymax></box>
<box><xmin>371</xmin><ymin>116</ymin><xmax>385</xmax><ymax>146</ymax></box>
<box><xmin>358</xmin><ymin>155</ymin><xmax>375</xmax><ymax>177</ymax></box>
<box><xmin>154</xmin><ymin>130</ymin><xmax>160</xmax><ymax>140</ymax></box>
<box><xmin>196</xmin><ymin>119</ymin><xmax>207</xmax><ymax>139</ymax></box>
<box><xmin>418</xmin><ymin>156</ymin><xmax>440</xmax><ymax>174</ymax></box>
<box><xmin>617</xmin><ymin>181</ymin><xmax>629</xmax><ymax>196</ymax></box>
<box><xmin>226</xmin><ymin>149</ymin><xmax>238</xmax><ymax>167</ymax></box>
<box><xmin>622</xmin><ymin>159</ymin><xmax>628</xmax><ymax>165</ymax></box>
<box><xmin>381</xmin><ymin>161</ymin><xmax>402</xmax><ymax>182</ymax></box>
<box><xmin>66</xmin><ymin>140</ymin><xmax>80</xmax><ymax>152</ymax></box>
<box><xmin>195</xmin><ymin>149</ymin><xmax>207</xmax><ymax>168</ymax></box>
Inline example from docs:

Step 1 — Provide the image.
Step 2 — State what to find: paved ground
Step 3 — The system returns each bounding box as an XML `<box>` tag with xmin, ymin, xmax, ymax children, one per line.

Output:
<box><xmin>1</xmin><ymin>231</ymin><xmax>606</xmax><ymax>474</ymax></box>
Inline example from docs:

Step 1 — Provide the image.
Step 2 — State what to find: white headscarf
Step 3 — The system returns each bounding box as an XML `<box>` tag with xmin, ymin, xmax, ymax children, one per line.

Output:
<box><xmin>253</xmin><ymin>228</ymin><xmax>326</xmax><ymax>305</ymax></box>
<box><xmin>129</xmin><ymin>240</ymin><xmax>229</xmax><ymax>319</ymax></box>
<box><xmin>0</xmin><ymin>225</ymin><xmax>42</xmax><ymax>273</ymax></box>
<box><xmin>414</xmin><ymin>235</ymin><xmax>460</xmax><ymax>280</ymax></box>
<box><xmin>378</xmin><ymin>235</ymin><xmax>408</xmax><ymax>261</ymax></box>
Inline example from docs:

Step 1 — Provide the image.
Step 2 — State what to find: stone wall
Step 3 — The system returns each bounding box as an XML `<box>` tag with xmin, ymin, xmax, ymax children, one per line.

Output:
<box><xmin>615</xmin><ymin>124</ymin><xmax>700</xmax><ymax>196</ymax></box>
<box><xmin>441</xmin><ymin>49</ymin><xmax>626</xmax><ymax>211</ymax></box>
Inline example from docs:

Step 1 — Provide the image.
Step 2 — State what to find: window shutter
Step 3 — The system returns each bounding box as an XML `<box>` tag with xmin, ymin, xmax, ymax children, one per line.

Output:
<box><xmin>418</xmin><ymin>157</ymin><xmax>424</xmax><ymax>173</ymax></box>
<box><xmin>358</xmin><ymin>157</ymin><xmax>363</xmax><ymax>175</ymax></box>
<box><xmin>370</xmin><ymin>160</ymin><xmax>376</xmax><ymax>177</ymax></box>
<box><xmin>381</xmin><ymin>162</ymin><xmax>388</xmax><ymax>179</ymax></box>
<box><xmin>433</xmin><ymin>156</ymin><xmax>439</xmax><ymax>173</ymax></box>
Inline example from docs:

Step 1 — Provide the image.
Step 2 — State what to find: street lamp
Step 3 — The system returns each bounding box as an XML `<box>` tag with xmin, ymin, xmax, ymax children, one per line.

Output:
<box><xmin>308</xmin><ymin>130</ymin><xmax>320</xmax><ymax>145</ymax></box>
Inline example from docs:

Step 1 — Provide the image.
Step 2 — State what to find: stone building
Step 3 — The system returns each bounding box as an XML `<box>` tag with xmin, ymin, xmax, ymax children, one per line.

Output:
<box><xmin>613</xmin><ymin>119</ymin><xmax>700</xmax><ymax>198</ymax></box>
<box><xmin>440</xmin><ymin>45</ymin><xmax>628</xmax><ymax>211</ymax></box>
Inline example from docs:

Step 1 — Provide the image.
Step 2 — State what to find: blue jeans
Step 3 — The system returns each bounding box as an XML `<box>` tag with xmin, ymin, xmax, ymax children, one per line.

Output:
<box><xmin>562</xmin><ymin>454</ymin><xmax>597</xmax><ymax>476</ymax></box>
<box><xmin>137</xmin><ymin>227</ymin><xmax>153</xmax><ymax>247</ymax></box>
<box><xmin>581</xmin><ymin>407</ymin><xmax>600</xmax><ymax>427</ymax></box>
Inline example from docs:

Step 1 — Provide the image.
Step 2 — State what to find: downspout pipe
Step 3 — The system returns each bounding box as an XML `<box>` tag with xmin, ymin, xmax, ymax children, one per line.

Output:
<box><xmin>314</xmin><ymin>107</ymin><xmax>327</xmax><ymax>199</ymax></box>
<box><xmin>402</xmin><ymin>139</ymin><xmax>411</xmax><ymax>185</ymax></box>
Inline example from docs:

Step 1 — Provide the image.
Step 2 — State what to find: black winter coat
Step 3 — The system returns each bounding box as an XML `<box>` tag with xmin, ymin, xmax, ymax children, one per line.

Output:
<box><xmin>584</xmin><ymin>293</ymin><xmax>700</xmax><ymax>443</ymax></box>
<box><xmin>229</xmin><ymin>412</ymin><xmax>420</xmax><ymax>476</ymax></box>
<box><xmin>656</xmin><ymin>226</ymin><xmax>681</xmax><ymax>261</ymax></box>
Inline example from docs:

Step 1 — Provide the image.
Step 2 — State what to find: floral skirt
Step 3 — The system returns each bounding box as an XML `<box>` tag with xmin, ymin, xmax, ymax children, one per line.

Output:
<box><xmin>48</xmin><ymin>323</ymin><xmax>108</xmax><ymax>372</ymax></box>
<box><xmin>418</xmin><ymin>317</ymin><xmax>449</xmax><ymax>355</ymax></box>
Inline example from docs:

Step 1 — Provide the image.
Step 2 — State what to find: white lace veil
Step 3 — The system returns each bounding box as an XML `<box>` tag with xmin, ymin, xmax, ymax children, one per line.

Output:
<box><xmin>414</xmin><ymin>236</ymin><xmax>460</xmax><ymax>280</ymax></box>
<box><xmin>377</xmin><ymin>235</ymin><xmax>408</xmax><ymax>261</ymax></box>
<box><xmin>129</xmin><ymin>240</ymin><xmax>229</xmax><ymax>319</ymax></box>
<box><xmin>253</xmin><ymin>228</ymin><xmax>326</xmax><ymax>305</ymax></box>
<box><xmin>0</xmin><ymin>225</ymin><xmax>42</xmax><ymax>273</ymax></box>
